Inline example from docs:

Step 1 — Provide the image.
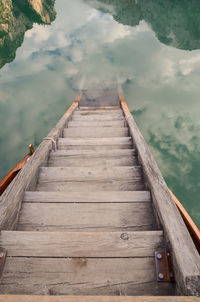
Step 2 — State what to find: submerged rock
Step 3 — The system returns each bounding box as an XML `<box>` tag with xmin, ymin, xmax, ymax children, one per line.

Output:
<box><xmin>0</xmin><ymin>0</ymin><xmax>56</xmax><ymax>69</ymax></box>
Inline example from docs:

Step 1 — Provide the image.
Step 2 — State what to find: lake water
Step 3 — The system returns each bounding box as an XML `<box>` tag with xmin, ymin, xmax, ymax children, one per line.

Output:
<box><xmin>0</xmin><ymin>0</ymin><xmax>200</xmax><ymax>227</ymax></box>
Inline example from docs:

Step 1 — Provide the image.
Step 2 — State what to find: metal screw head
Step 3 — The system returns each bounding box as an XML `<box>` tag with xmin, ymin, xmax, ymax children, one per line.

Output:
<box><xmin>0</xmin><ymin>252</ymin><xmax>4</xmax><ymax>258</ymax></box>
<box><xmin>120</xmin><ymin>233</ymin><xmax>129</xmax><ymax>240</ymax></box>
<box><xmin>156</xmin><ymin>253</ymin><xmax>163</xmax><ymax>260</ymax></box>
<box><xmin>158</xmin><ymin>273</ymin><xmax>164</xmax><ymax>280</ymax></box>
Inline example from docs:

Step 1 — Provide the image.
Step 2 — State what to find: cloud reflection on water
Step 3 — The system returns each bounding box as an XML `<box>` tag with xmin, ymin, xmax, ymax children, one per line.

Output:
<box><xmin>0</xmin><ymin>0</ymin><xmax>200</xmax><ymax>226</ymax></box>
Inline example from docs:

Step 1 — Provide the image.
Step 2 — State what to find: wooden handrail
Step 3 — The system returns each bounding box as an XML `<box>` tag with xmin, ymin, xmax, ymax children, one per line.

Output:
<box><xmin>169</xmin><ymin>190</ymin><xmax>200</xmax><ymax>254</ymax></box>
<box><xmin>0</xmin><ymin>144</ymin><xmax>34</xmax><ymax>196</ymax></box>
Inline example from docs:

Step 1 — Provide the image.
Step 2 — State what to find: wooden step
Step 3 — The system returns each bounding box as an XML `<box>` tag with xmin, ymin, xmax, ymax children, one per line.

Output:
<box><xmin>37</xmin><ymin>179</ymin><xmax>145</xmax><ymax>191</ymax></box>
<box><xmin>48</xmin><ymin>155</ymin><xmax>137</xmax><ymax>167</ymax></box>
<box><xmin>39</xmin><ymin>166</ymin><xmax>142</xmax><ymax>182</ymax></box>
<box><xmin>0</xmin><ymin>230</ymin><xmax>163</xmax><ymax>257</ymax></box>
<box><xmin>71</xmin><ymin>115</ymin><xmax>124</xmax><ymax>121</ymax></box>
<box><xmin>63</xmin><ymin>127</ymin><xmax>129</xmax><ymax>138</ymax></box>
<box><xmin>23</xmin><ymin>191</ymin><xmax>151</xmax><ymax>203</ymax></box>
<box><xmin>57</xmin><ymin>137</ymin><xmax>132</xmax><ymax>150</ymax></box>
<box><xmin>0</xmin><ymin>296</ymin><xmax>194</xmax><ymax>302</ymax></box>
<box><xmin>79</xmin><ymin>106</ymin><xmax>121</xmax><ymax>110</ymax></box>
<box><xmin>50</xmin><ymin>149</ymin><xmax>136</xmax><ymax>157</ymax></box>
<box><xmin>0</xmin><ymin>257</ymin><xmax>174</xmax><ymax>295</ymax></box>
<box><xmin>75</xmin><ymin>109</ymin><xmax>122</xmax><ymax>115</ymax></box>
<box><xmin>17</xmin><ymin>202</ymin><xmax>155</xmax><ymax>231</ymax></box>
<box><xmin>68</xmin><ymin>121</ymin><xmax>126</xmax><ymax>127</ymax></box>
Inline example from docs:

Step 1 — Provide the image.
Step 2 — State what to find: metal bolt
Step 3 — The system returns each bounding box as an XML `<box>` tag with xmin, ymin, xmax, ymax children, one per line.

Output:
<box><xmin>156</xmin><ymin>253</ymin><xmax>163</xmax><ymax>260</ymax></box>
<box><xmin>121</xmin><ymin>233</ymin><xmax>129</xmax><ymax>240</ymax></box>
<box><xmin>169</xmin><ymin>272</ymin><xmax>174</xmax><ymax>279</ymax></box>
<box><xmin>158</xmin><ymin>273</ymin><xmax>164</xmax><ymax>280</ymax></box>
<box><xmin>0</xmin><ymin>252</ymin><xmax>4</xmax><ymax>258</ymax></box>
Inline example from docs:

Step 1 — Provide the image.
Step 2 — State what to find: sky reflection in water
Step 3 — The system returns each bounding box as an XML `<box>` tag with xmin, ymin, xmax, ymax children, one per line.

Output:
<box><xmin>0</xmin><ymin>0</ymin><xmax>200</xmax><ymax>226</ymax></box>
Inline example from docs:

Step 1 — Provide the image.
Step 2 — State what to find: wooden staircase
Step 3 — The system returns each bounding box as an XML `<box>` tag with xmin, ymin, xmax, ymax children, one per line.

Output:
<box><xmin>0</xmin><ymin>106</ymin><xmax>175</xmax><ymax>295</ymax></box>
<box><xmin>0</xmin><ymin>92</ymin><xmax>199</xmax><ymax>300</ymax></box>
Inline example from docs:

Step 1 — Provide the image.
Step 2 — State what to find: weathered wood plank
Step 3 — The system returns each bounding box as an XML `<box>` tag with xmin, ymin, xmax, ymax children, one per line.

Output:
<box><xmin>79</xmin><ymin>106</ymin><xmax>121</xmax><ymax>110</ymax></box>
<box><xmin>63</xmin><ymin>127</ymin><xmax>129</xmax><ymax>138</ymax></box>
<box><xmin>17</xmin><ymin>203</ymin><xmax>155</xmax><ymax>231</ymax></box>
<box><xmin>0</xmin><ymin>258</ymin><xmax>174</xmax><ymax>295</ymax></box>
<box><xmin>23</xmin><ymin>191</ymin><xmax>151</xmax><ymax>203</ymax></box>
<box><xmin>0</xmin><ymin>296</ymin><xmax>198</xmax><ymax>302</ymax></box>
<box><xmin>39</xmin><ymin>166</ymin><xmax>142</xmax><ymax>182</ymax></box>
<box><xmin>58</xmin><ymin>137</ymin><xmax>133</xmax><ymax>150</ymax></box>
<box><xmin>0</xmin><ymin>230</ymin><xmax>163</xmax><ymax>257</ymax></box>
<box><xmin>58</xmin><ymin>137</ymin><xmax>132</xmax><ymax>146</ymax></box>
<box><xmin>120</xmin><ymin>97</ymin><xmax>200</xmax><ymax>295</ymax></box>
<box><xmin>0</xmin><ymin>101</ymin><xmax>79</xmax><ymax>230</ymax></box>
<box><xmin>36</xmin><ymin>179</ymin><xmax>145</xmax><ymax>192</ymax></box>
<box><xmin>68</xmin><ymin>121</ymin><xmax>125</xmax><ymax>127</ymax></box>
<box><xmin>49</xmin><ymin>149</ymin><xmax>136</xmax><ymax>157</ymax></box>
<box><xmin>48</xmin><ymin>155</ymin><xmax>137</xmax><ymax>167</ymax></box>
<box><xmin>72</xmin><ymin>115</ymin><xmax>124</xmax><ymax>121</ymax></box>
<box><xmin>74</xmin><ymin>109</ymin><xmax>122</xmax><ymax>115</ymax></box>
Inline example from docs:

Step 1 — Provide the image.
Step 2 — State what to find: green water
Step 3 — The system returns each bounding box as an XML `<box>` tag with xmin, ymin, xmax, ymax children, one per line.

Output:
<box><xmin>0</xmin><ymin>0</ymin><xmax>200</xmax><ymax>227</ymax></box>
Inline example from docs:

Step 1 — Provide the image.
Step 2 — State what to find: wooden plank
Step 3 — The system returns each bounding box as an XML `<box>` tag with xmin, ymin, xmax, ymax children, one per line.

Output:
<box><xmin>72</xmin><ymin>115</ymin><xmax>124</xmax><ymax>121</ymax></box>
<box><xmin>39</xmin><ymin>166</ymin><xmax>142</xmax><ymax>182</ymax></box>
<box><xmin>49</xmin><ymin>149</ymin><xmax>136</xmax><ymax>157</ymax></box>
<box><xmin>36</xmin><ymin>179</ymin><xmax>145</xmax><ymax>192</ymax></box>
<box><xmin>23</xmin><ymin>191</ymin><xmax>151</xmax><ymax>203</ymax></box>
<box><xmin>120</xmin><ymin>96</ymin><xmax>200</xmax><ymax>295</ymax></box>
<box><xmin>68</xmin><ymin>121</ymin><xmax>125</xmax><ymax>127</ymax></box>
<box><xmin>0</xmin><ymin>100</ymin><xmax>79</xmax><ymax>230</ymax></box>
<box><xmin>0</xmin><ymin>230</ymin><xmax>164</xmax><ymax>257</ymax></box>
<box><xmin>63</xmin><ymin>127</ymin><xmax>129</xmax><ymax>138</ymax></box>
<box><xmin>17</xmin><ymin>202</ymin><xmax>155</xmax><ymax>231</ymax></box>
<box><xmin>0</xmin><ymin>296</ymin><xmax>198</xmax><ymax>302</ymax></box>
<box><xmin>0</xmin><ymin>258</ymin><xmax>174</xmax><ymax>295</ymax></box>
<box><xmin>58</xmin><ymin>137</ymin><xmax>133</xmax><ymax>150</ymax></box>
<box><xmin>48</xmin><ymin>156</ymin><xmax>137</xmax><ymax>167</ymax></box>
<box><xmin>74</xmin><ymin>110</ymin><xmax>122</xmax><ymax>115</ymax></box>
<box><xmin>169</xmin><ymin>190</ymin><xmax>200</xmax><ymax>254</ymax></box>
<box><xmin>79</xmin><ymin>106</ymin><xmax>121</xmax><ymax>110</ymax></box>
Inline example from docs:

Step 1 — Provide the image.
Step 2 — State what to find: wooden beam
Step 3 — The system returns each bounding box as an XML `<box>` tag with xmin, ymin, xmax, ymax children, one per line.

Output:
<box><xmin>169</xmin><ymin>190</ymin><xmax>200</xmax><ymax>253</ymax></box>
<box><xmin>0</xmin><ymin>97</ymin><xmax>79</xmax><ymax>230</ymax></box>
<box><xmin>0</xmin><ymin>296</ymin><xmax>199</xmax><ymax>302</ymax></box>
<box><xmin>120</xmin><ymin>94</ymin><xmax>200</xmax><ymax>295</ymax></box>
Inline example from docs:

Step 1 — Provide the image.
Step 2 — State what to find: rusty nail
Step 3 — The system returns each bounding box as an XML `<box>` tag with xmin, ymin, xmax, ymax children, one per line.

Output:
<box><xmin>156</xmin><ymin>253</ymin><xmax>162</xmax><ymax>260</ymax></box>
<box><xmin>121</xmin><ymin>233</ymin><xmax>129</xmax><ymax>240</ymax></box>
<box><xmin>158</xmin><ymin>273</ymin><xmax>164</xmax><ymax>280</ymax></box>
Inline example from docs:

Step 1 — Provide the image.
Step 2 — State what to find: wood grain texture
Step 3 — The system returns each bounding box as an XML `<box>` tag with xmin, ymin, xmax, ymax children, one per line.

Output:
<box><xmin>0</xmin><ymin>230</ymin><xmax>164</xmax><ymax>257</ymax></box>
<box><xmin>39</xmin><ymin>166</ymin><xmax>142</xmax><ymax>182</ymax></box>
<box><xmin>121</xmin><ymin>98</ymin><xmax>200</xmax><ymax>295</ymax></box>
<box><xmin>48</xmin><ymin>155</ymin><xmax>137</xmax><ymax>167</ymax></box>
<box><xmin>36</xmin><ymin>179</ymin><xmax>145</xmax><ymax>192</ymax></box>
<box><xmin>0</xmin><ymin>257</ymin><xmax>174</xmax><ymax>295</ymax></box>
<box><xmin>0</xmin><ymin>103</ymin><xmax>78</xmax><ymax>230</ymax></box>
<box><xmin>67</xmin><ymin>121</ymin><xmax>125</xmax><ymax>127</ymax></box>
<box><xmin>72</xmin><ymin>115</ymin><xmax>124</xmax><ymax>121</ymax></box>
<box><xmin>23</xmin><ymin>191</ymin><xmax>151</xmax><ymax>203</ymax></box>
<box><xmin>58</xmin><ymin>137</ymin><xmax>133</xmax><ymax>150</ymax></box>
<box><xmin>49</xmin><ymin>149</ymin><xmax>136</xmax><ymax>157</ymax></box>
<box><xmin>0</xmin><ymin>296</ymin><xmax>198</xmax><ymax>302</ymax></box>
<box><xmin>74</xmin><ymin>109</ymin><xmax>122</xmax><ymax>115</ymax></box>
<box><xmin>17</xmin><ymin>202</ymin><xmax>155</xmax><ymax>231</ymax></box>
<box><xmin>63</xmin><ymin>127</ymin><xmax>129</xmax><ymax>138</ymax></box>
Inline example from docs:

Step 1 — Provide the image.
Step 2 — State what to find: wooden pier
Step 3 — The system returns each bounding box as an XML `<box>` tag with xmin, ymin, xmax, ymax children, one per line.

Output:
<box><xmin>0</xmin><ymin>90</ymin><xmax>199</xmax><ymax>300</ymax></box>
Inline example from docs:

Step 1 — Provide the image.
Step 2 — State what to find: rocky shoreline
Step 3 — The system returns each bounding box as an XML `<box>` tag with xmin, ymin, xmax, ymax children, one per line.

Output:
<box><xmin>0</xmin><ymin>0</ymin><xmax>56</xmax><ymax>69</ymax></box>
